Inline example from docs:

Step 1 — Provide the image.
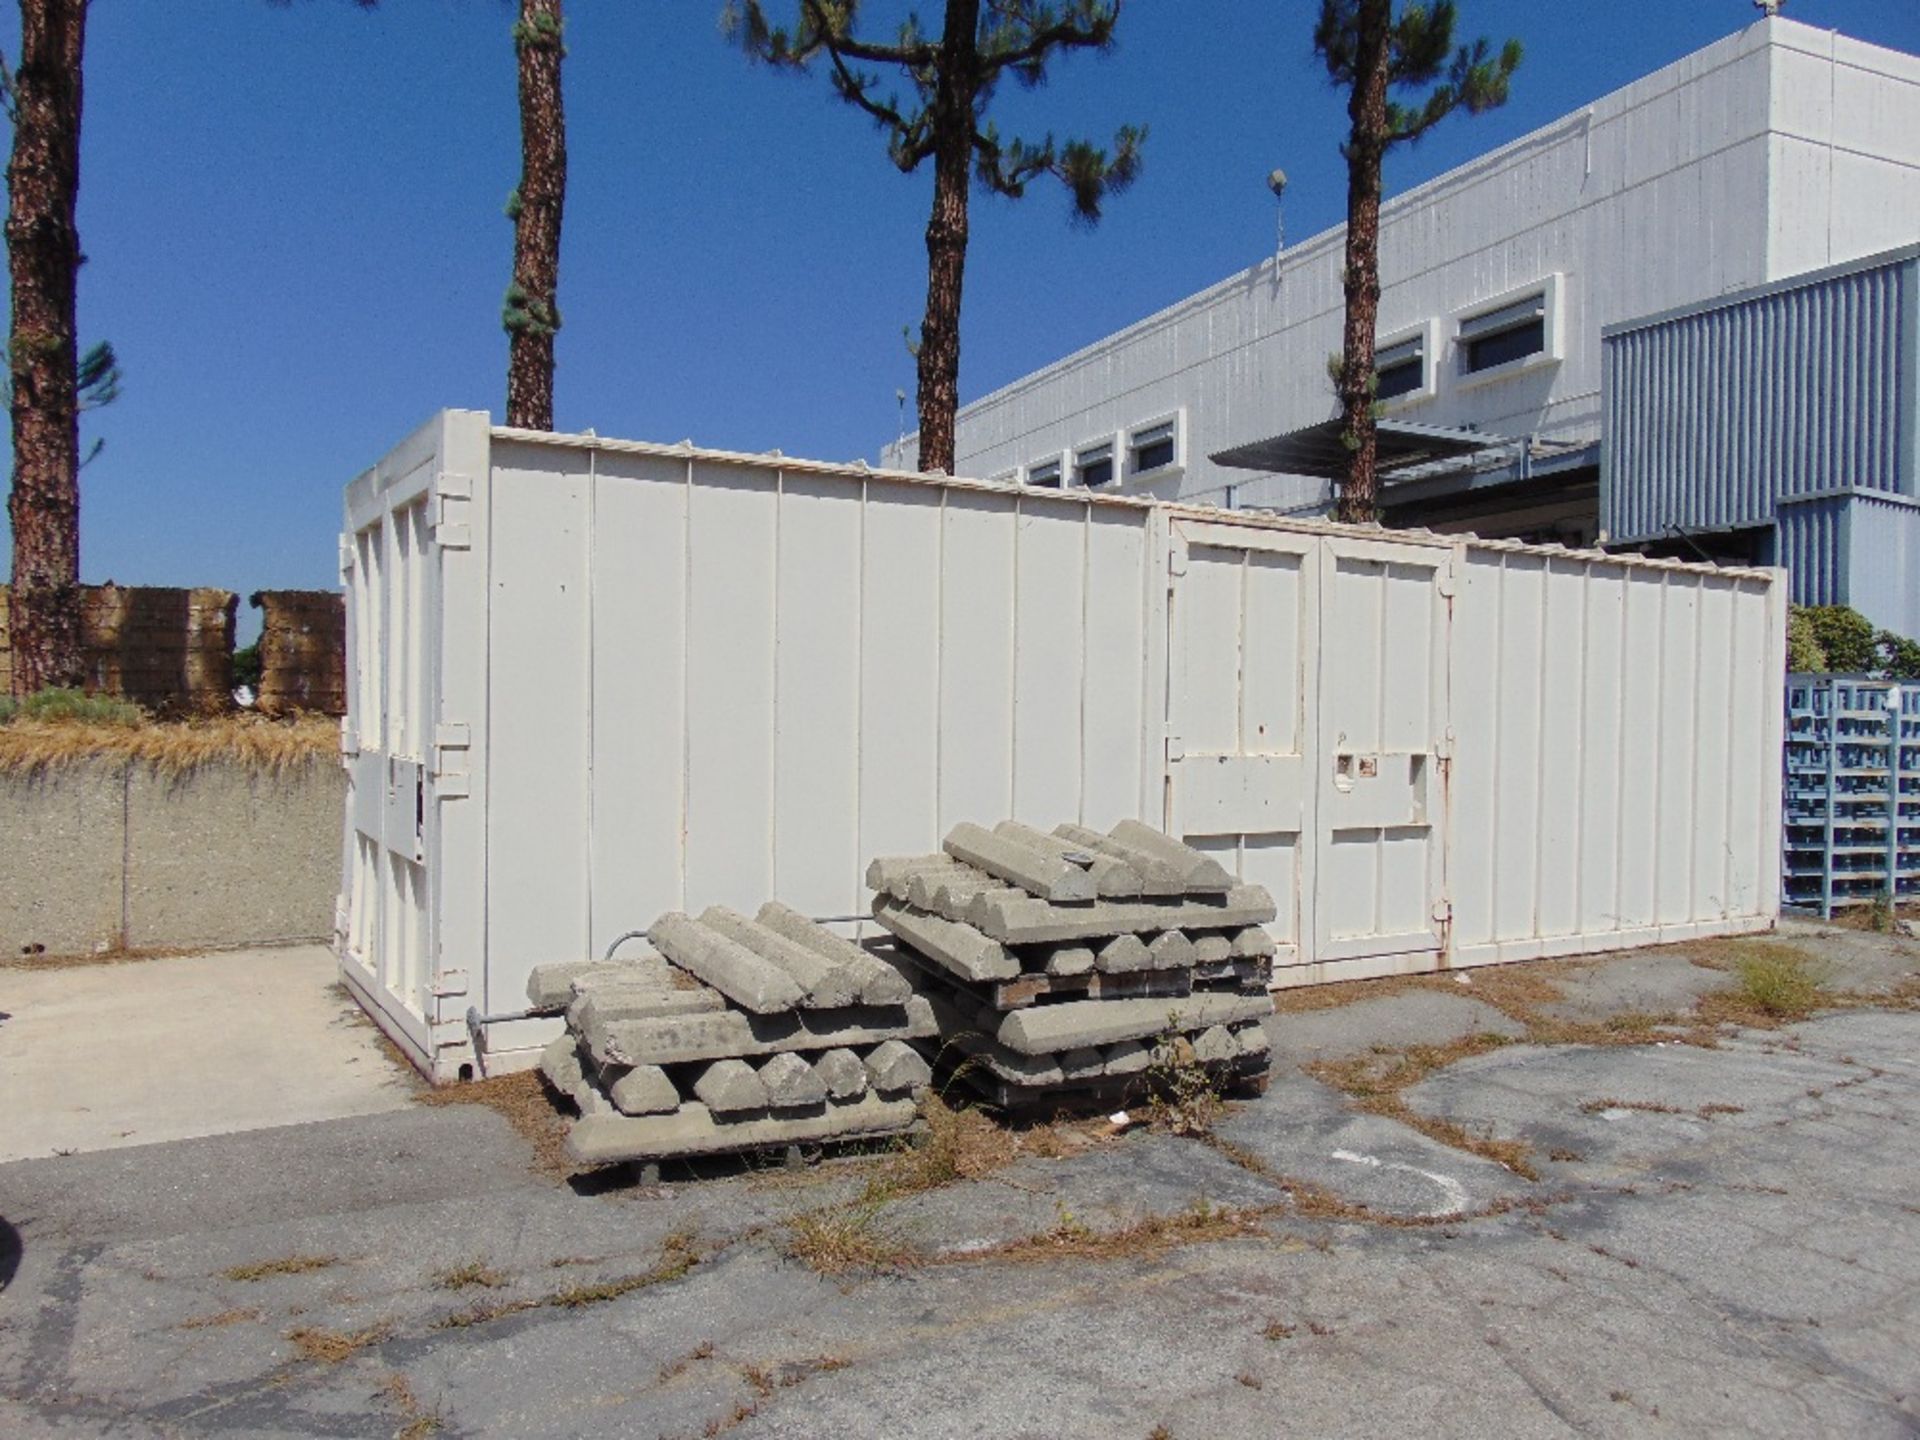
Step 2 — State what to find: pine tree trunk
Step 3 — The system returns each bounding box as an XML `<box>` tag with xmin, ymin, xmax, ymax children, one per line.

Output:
<box><xmin>1334</xmin><ymin>0</ymin><xmax>1391</xmax><ymax>526</ymax></box>
<box><xmin>6</xmin><ymin>0</ymin><xmax>88</xmax><ymax>695</ymax></box>
<box><xmin>914</xmin><ymin>0</ymin><xmax>980</xmax><ymax>476</ymax></box>
<box><xmin>506</xmin><ymin>0</ymin><xmax>565</xmax><ymax>432</ymax></box>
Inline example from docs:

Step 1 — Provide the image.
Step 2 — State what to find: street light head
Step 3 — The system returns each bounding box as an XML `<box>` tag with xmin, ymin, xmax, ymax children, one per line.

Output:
<box><xmin>1266</xmin><ymin>169</ymin><xmax>1289</xmax><ymax>198</ymax></box>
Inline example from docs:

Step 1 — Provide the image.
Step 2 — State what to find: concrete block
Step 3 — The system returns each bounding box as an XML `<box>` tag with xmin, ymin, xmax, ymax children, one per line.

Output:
<box><xmin>863</xmin><ymin>1038</ymin><xmax>932</xmax><ymax>1095</ymax></box>
<box><xmin>1147</xmin><ymin>931</ymin><xmax>1197</xmax><ymax>970</ymax></box>
<box><xmin>923</xmin><ymin>877</ymin><xmax>1024</xmax><ymax>924</ymax></box>
<box><xmin>814</xmin><ymin>1047</ymin><xmax>869</xmax><ymax>1100</ymax></box>
<box><xmin>759</xmin><ymin>1052</ymin><xmax>828</xmax><ymax>1109</ymax></box>
<box><xmin>1230</xmin><ymin>926</ymin><xmax>1276</xmax><ymax>960</ymax></box>
<box><xmin>1060</xmin><ymin>1046</ymin><xmax>1106</xmax><ymax>1080</ymax></box>
<box><xmin>699</xmin><ymin>906</ymin><xmax>859</xmax><ymax>1009</ymax></box>
<box><xmin>527</xmin><ymin>956</ymin><xmax>664</xmax><ymax>1011</ymax></box>
<box><xmin>567</xmin><ymin>986</ymin><xmax>723</xmax><ymax>1043</ymax></box>
<box><xmin>589</xmin><ymin>995</ymin><xmax>938</xmax><ymax>1069</ymax></box>
<box><xmin>1043</xmin><ymin>944</ymin><xmax>1096</xmax><ymax>977</ymax></box>
<box><xmin>1192</xmin><ymin>1025</ymin><xmax>1240</xmax><ymax>1065</ymax></box>
<box><xmin>945</xmin><ymin>821</ymin><xmax>1096</xmax><ymax>903</ymax></box>
<box><xmin>539</xmin><ymin>1035</ymin><xmax>584</xmax><ymax>1094</ymax></box>
<box><xmin>1103</xmin><ymin>1039</ymin><xmax>1151</xmax><ymax>1076</ymax></box>
<box><xmin>608</xmin><ymin>1064</ymin><xmax>681</xmax><ymax>1116</ymax></box>
<box><xmin>1234</xmin><ymin>1023</ymin><xmax>1271</xmax><ymax>1060</ymax></box>
<box><xmin>756</xmin><ymin>901</ymin><xmax>912</xmax><ymax>1006</ymax></box>
<box><xmin>994</xmin><ymin>820</ymin><xmax>1143</xmax><ymax>898</ymax></box>
<box><xmin>649</xmin><ymin>912</ymin><xmax>807</xmax><ymax>1015</ymax></box>
<box><xmin>1191</xmin><ymin>933</ymin><xmax>1232</xmax><ymax>965</ymax></box>
<box><xmin>967</xmin><ymin>887</ymin><xmax>1279</xmax><ymax>945</ymax></box>
<box><xmin>1109</xmin><ymin>820</ymin><xmax>1236</xmax><ymax>894</ymax></box>
<box><xmin>1053</xmin><ymin>823</ymin><xmax>1187</xmax><ymax>897</ymax></box>
<box><xmin>566</xmin><ymin>1093</ymin><xmax>918</xmax><ymax>1166</ymax></box>
<box><xmin>692</xmin><ymin>1058</ymin><xmax>769</xmax><ymax>1114</ymax></box>
<box><xmin>865</xmin><ymin>854</ymin><xmax>963</xmax><ymax>902</ymax></box>
<box><xmin>870</xmin><ymin>897</ymin><xmax>1019</xmax><ymax>982</ymax></box>
<box><xmin>570</xmin><ymin>1079</ymin><xmax>615</xmax><ymax>1118</ymax></box>
<box><xmin>1095</xmin><ymin>933</ymin><xmax>1152</xmax><ymax>974</ymax></box>
<box><xmin>994</xmin><ymin>991</ymin><xmax>1275</xmax><ymax>1055</ymax></box>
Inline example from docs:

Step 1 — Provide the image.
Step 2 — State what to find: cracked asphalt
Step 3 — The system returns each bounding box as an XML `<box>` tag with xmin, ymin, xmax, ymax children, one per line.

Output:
<box><xmin>3</xmin><ymin>927</ymin><xmax>1918</xmax><ymax>1438</ymax></box>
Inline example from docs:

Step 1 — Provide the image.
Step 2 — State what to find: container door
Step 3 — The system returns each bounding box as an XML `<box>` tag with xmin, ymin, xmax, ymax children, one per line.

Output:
<box><xmin>1313</xmin><ymin>535</ymin><xmax>1453</xmax><ymax>963</ymax></box>
<box><xmin>340</xmin><ymin>477</ymin><xmax>438</xmax><ymax>1055</ymax></box>
<box><xmin>1165</xmin><ymin>518</ymin><xmax>1317</xmax><ymax>965</ymax></box>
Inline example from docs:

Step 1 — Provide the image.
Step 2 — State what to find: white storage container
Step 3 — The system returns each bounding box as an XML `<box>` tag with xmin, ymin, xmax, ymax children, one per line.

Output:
<box><xmin>339</xmin><ymin>412</ymin><xmax>1785</xmax><ymax>1080</ymax></box>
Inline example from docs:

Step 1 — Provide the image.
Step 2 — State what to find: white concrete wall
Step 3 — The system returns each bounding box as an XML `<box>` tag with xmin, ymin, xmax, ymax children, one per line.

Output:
<box><xmin>1767</xmin><ymin>26</ymin><xmax>1920</xmax><ymax>278</ymax></box>
<box><xmin>893</xmin><ymin>18</ymin><xmax>1918</xmax><ymax>516</ymax></box>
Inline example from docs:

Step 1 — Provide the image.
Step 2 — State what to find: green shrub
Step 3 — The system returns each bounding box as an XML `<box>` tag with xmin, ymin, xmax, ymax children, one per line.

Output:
<box><xmin>0</xmin><ymin>687</ymin><xmax>144</xmax><ymax>727</ymax></box>
<box><xmin>1733</xmin><ymin>949</ymin><xmax>1827</xmax><ymax>1019</ymax></box>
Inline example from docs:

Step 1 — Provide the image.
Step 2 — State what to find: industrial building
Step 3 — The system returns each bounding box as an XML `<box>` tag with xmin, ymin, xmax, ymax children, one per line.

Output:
<box><xmin>881</xmin><ymin>16</ymin><xmax>1920</xmax><ymax>630</ymax></box>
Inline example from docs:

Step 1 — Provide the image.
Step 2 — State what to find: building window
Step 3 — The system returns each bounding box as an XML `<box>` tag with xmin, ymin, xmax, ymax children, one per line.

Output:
<box><xmin>1375</xmin><ymin>335</ymin><xmax>1425</xmax><ymax>400</ymax></box>
<box><xmin>1074</xmin><ymin>440</ymin><xmax>1116</xmax><ymax>488</ymax></box>
<box><xmin>1027</xmin><ymin>455</ymin><xmax>1064</xmax><ymax>488</ymax></box>
<box><xmin>1460</xmin><ymin>292</ymin><xmax>1548</xmax><ymax>374</ymax></box>
<box><xmin>1127</xmin><ymin>418</ymin><xmax>1179</xmax><ymax>477</ymax></box>
<box><xmin>988</xmin><ymin>466</ymin><xmax>1022</xmax><ymax>486</ymax></box>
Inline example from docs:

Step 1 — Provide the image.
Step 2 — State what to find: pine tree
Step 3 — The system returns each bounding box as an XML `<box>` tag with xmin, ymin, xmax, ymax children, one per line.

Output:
<box><xmin>1314</xmin><ymin>1</ymin><xmax>1519</xmax><ymax>525</ymax></box>
<box><xmin>503</xmin><ymin>0</ymin><xmax>565</xmax><ymax>431</ymax></box>
<box><xmin>727</xmin><ymin>1</ymin><xmax>1143</xmax><ymax>476</ymax></box>
<box><xmin>4</xmin><ymin>0</ymin><xmax>89</xmax><ymax>695</ymax></box>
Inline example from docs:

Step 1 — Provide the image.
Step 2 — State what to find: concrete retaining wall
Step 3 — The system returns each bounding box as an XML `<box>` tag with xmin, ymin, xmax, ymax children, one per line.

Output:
<box><xmin>0</xmin><ymin>758</ymin><xmax>345</xmax><ymax>957</ymax></box>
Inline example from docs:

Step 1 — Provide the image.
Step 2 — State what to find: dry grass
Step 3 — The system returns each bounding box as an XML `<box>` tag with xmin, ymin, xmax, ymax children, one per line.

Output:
<box><xmin>659</xmin><ymin>1339</ymin><xmax>716</xmax><ymax>1382</ymax></box>
<box><xmin>948</xmin><ymin>1199</ymin><xmax>1275</xmax><ymax>1267</ymax></box>
<box><xmin>1305</xmin><ymin>1033</ymin><xmax>1541</xmax><ymax>1179</ymax></box>
<box><xmin>221</xmin><ymin>1254</ymin><xmax>338</xmax><ymax>1283</ymax></box>
<box><xmin>783</xmin><ymin>1203</ymin><xmax>917</xmax><ymax>1276</ymax></box>
<box><xmin>1721</xmin><ymin>948</ymin><xmax>1829</xmax><ymax>1020</ymax></box>
<box><xmin>0</xmin><ymin>943</ymin><xmax>205</xmax><ymax>972</ymax></box>
<box><xmin>1579</xmin><ymin>1098</ymin><xmax>1682</xmax><ymax>1116</ymax></box>
<box><xmin>864</xmin><ymin>1092</ymin><xmax>1020</xmax><ymax>1200</ymax></box>
<box><xmin>286</xmin><ymin>1322</ymin><xmax>391</xmax><ymax>1365</ymax></box>
<box><xmin>415</xmin><ymin>1069</ymin><xmax>575</xmax><ymax>1180</ymax></box>
<box><xmin>0</xmin><ymin>712</ymin><xmax>337</xmax><ymax>777</ymax></box>
<box><xmin>1262</xmin><ymin>1319</ymin><xmax>1297</xmax><ymax>1340</ymax></box>
<box><xmin>177</xmin><ymin>1307</ymin><xmax>261</xmax><ymax>1331</ymax></box>
<box><xmin>433</xmin><ymin>1262</ymin><xmax>508</xmax><ymax>1291</ymax></box>
<box><xmin>379</xmin><ymin>1373</ymin><xmax>441</xmax><ymax>1438</ymax></box>
<box><xmin>434</xmin><ymin>1227</ymin><xmax>700</xmax><ymax>1329</ymax></box>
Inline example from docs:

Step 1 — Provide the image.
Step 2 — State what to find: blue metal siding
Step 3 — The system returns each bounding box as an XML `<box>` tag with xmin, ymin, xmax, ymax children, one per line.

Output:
<box><xmin>1842</xmin><ymin>492</ymin><xmax>1920</xmax><ymax>639</ymax></box>
<box><xmin>1603</xmin><ymin>250</ymin><xmax>1917</xmax><ymax>544</ymax></box>
<box><xmin>1774</xmin><ymin>495</ymin><xmax>1849</xmax><ymax>607</ymax></box>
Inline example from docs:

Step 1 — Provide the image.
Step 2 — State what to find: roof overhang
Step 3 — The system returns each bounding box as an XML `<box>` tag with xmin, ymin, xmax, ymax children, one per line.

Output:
<box><xmin>1211</xmin><ymin>418</ymin><xmax>1512</xmax><ymax>481</ymax></box>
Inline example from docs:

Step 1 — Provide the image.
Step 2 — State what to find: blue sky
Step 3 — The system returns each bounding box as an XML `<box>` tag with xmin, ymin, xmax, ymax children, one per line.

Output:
<box><xmin>9</xmin><ymin>0</ymin><xmax>1920</xmax><ymax>626</ymax></box>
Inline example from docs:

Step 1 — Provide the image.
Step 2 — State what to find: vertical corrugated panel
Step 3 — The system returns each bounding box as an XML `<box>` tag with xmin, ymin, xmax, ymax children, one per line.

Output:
<box><xmin>1604</xmin><ymin>254</ymin><xmax>1914</xmax><ymax>542</ymax></box>
<box><xmin>1447</xmin><ymin>546</ymin><xmax>1779</xmax><ymax>959</ymax></box>
<box><xmin>1774</xmin><ymin>495</ymin><xmax>1847</xmax><ymax>606</ymax></box>
<box><xmin>569</xmin><ymin>455</ymin><xmax>1158</xmax><ymax>963</ymax></box>
<box><xmin>1839</xmin><ymin>492</ymin><xmax>1920</xmax><ymax>639</ymax></box>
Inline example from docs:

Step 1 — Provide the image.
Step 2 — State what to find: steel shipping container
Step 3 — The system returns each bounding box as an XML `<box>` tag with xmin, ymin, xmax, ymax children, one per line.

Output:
<box><xmin>340</xmin><ymin>412</ymin><xmax>1786</xmax><ymax>1080</ymax></box>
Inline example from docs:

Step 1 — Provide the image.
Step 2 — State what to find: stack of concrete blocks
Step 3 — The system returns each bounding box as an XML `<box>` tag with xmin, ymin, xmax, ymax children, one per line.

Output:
<box><xmin>867</xmin><ymin>821</ymin><xmax>1277</xmax><ymax>1113</ymax></box>
<box><xmin>529</xmin><ymin>901</ymin><xmax>939</xmax><ymax>1167</ymax></box>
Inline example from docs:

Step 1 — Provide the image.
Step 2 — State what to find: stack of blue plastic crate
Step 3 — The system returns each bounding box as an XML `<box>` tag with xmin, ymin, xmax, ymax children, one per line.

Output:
<box><xmin>1783</xmin><ymin>674</ymin><xmax>1920</xmax><ymax>918</ymax></box>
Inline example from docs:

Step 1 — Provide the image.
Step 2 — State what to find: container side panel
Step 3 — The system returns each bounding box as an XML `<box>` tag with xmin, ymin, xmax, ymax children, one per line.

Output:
<box><xmin>1724</xmin><ymin>579</ymin><xmax>1769</xmax><ymax>916</ymax></box>
<box><xmin>938</xmin><ymin>493</ymin><xmax>1017</xmax><ymax>830</ymax></box>
<box><xmin>1690</xmin><ymin>577</ymin><xmax>1736</xmax><ymax>921</ymax></box>
<box><xmin>588</xmin><ymin>453</ymin><xmax>688</xmax><ymax>944</ymax></box>
<box><xmin>773</xmin><ymin>475</ymin><xmax>864</xmax><ymax>917</ymax></box>
<box><xmin>858</xmin><ymin>482</ymin><xmax>943</xmax><ymax>864</ymax></box>
<box><xmin>1175</xmin><ymin>547</ymin><xmax>1244</xmax><ymax>757</ymax></box>
<box><xmin>1448</xmin><ymin>553</ymin><xmax>1503</xmax><ymax>949</ymax></box>
<box><xmin>1011</xmin><ymin>498</ymin><xmax>1086</xmax><ymax>827</ymax></box>
<box><xmin>1535</xmin><ymin>560</ymin><xmax>1587</xmax><ymax>938</ymax></box>
<box><xmin>485</xmin><ymin>451</ymin><xmax>592</xmax><ymax>1008</ymax></box>
<box><xmin>1080</xmin><ymin>510</ymin><xmax>1149</xmax><ymax>829</ymax></box>
<box><xmin>1576</xmin><ymin>568</ymin><xmax>1626</xmax><ymax>932</ymax></box>
<box><xmin>1492</xmin><ymin>556</ymin><xmax>1545</xmax><ymax>941</ymax></box>
<box><xmin>1617</xmin><ymin>571</ymin><xmax>1665</xmax><ymax>929</ymax></box>
<box><xmin>684</xmin><ymin>465</ymin><xmax>778</xmax><ymax>913</ymax></box>
<box><xmin>1243</xmin><ymin>551</ymin><xmax>1305</xmax><ymax>757</ymax></box>
<box><xmin>1655</xmin><ymin>578</ymin><xmax>1701</xmax><ymax>925</ymax></box>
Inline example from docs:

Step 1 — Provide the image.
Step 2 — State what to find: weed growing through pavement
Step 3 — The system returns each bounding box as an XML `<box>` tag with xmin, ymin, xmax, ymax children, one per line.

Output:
<box><xmin>433</xmin><ymin>1262</ymin><xmax>507</xmax><ymax>1291</ymax></box>
<box><xmin>434</xmin><ymin>1226</ymin><xmax>700</xmax><ymax>1328</ymax></box>
<box><xmin>221</xmin><ymin>1255</ymin><xmax>337</xmax><ymax>1283</ymax></box>
<box><xmin>287</xmin><ymin>1323</ymin><xmax>391</xmax><ymax>1365</ymax></box>
<box><xmin>1144</xmin><ymin>1025</ymin><xmax>1224</xmax><ymax>1137</ymax></box>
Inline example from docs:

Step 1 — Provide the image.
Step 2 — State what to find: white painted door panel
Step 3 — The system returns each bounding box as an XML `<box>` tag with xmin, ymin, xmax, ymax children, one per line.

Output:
<box><xmin>1314</xmin><ymin>539</ymin><xmax>1452</xmax><ymax>963</ymax></box>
